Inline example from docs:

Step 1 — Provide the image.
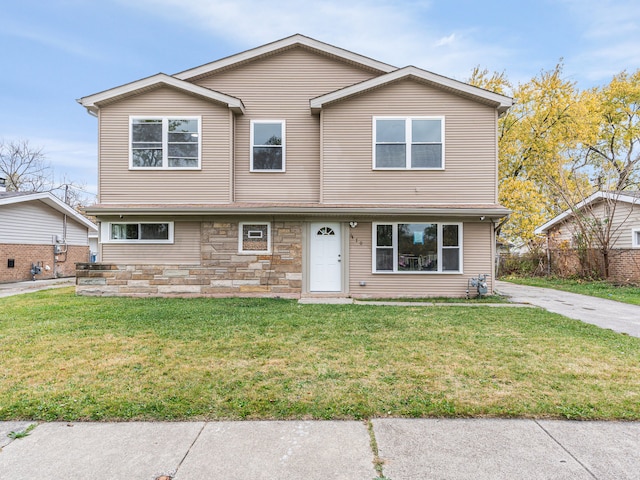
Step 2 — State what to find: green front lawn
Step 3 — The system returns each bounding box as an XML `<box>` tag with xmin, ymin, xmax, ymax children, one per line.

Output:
<box><xmin>503</xmin><ymin>276</ymin><xmax>640</xmax><ymax>305</ymax></box>
<box><xmin>1</xmin><ymin>288</ymin><xmax>639</xmax><ymax>421</ymax></box>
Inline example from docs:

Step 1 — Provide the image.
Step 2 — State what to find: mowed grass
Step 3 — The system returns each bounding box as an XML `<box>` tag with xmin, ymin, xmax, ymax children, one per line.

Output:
<box><xmin>503</xmin><ymin>276</ymin><xmax>640</xmax><ymax>305</ymax></box>
<box><xmin>1</xmin><ymin>287</ymin><xmax>639</xmax><ymax>421</ymax></box>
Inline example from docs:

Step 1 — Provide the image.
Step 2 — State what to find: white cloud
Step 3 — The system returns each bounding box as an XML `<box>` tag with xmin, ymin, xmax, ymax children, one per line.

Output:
<box><xmin>436</xmin><ymin>33</ymin><xmax>456</xmax><ymax>47</ymax></box>
<box><xmin>559</xmin><ymin>0</ymin><xmax>640</xmax><ymax>83</ymax></box>
<box><xmin>119</xmin><ymin>0</ymin><xmax>513</xmax><ymax>81</ymax></box>
<box><xmin>0</xmin><ymin>19</ymin><xmax>99</xmax><ymax>59</ymax></box>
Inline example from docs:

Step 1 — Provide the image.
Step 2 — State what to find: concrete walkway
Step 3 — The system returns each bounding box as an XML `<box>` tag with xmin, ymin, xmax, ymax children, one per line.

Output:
<box><xmin>1</xmin><ymin>419</ymin><xmax>639</xmax><ymax>479</ymax></box>
<box><xmin>495</xmin><ymin>280</ymin><xmax>640</xmax><ymax>337</ymax></box>
<box><xmin>0</xmin><ymin>277</ymin><xmax>74</xmax><ymax>298</ymax></box>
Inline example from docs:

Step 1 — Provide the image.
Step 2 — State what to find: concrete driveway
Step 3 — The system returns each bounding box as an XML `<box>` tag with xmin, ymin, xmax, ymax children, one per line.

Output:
<box><xmin>495</xmin><ymin>280</ymin><xmax>640</xmax><ymax>337</ymax></box>
<box><xmin>0</xmin><ymin>278</ymin><xmax>74</xmax><ymax>298</ymax></box>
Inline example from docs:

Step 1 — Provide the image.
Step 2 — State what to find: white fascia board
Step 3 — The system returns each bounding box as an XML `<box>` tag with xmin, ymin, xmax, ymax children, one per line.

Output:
<box><xmin>78</xmin><ymin>73</ymin><xmax>245</xmax><ymax>114</ymax></box>
<box><xmin>534</xmin><ymin>191</ymin><xmax>640</xmax><ymax>235</ymax></box>
<box><xmin>310</xmin><ymin>66</ymin><xmax>513</xmax><ymax>114</ymax></box>
<box><xmin>1</xmin><ymin>192</ymin><xmax>97</xmax><ymax>231</ymax></box>
<box><xmin>174</xmin><ymin>34</ymin><xmax>397</xmax><ymax>80</ymax></box>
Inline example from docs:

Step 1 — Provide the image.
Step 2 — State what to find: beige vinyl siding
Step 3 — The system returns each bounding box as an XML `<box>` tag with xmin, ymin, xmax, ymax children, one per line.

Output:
<box><xmin>0</xmin><ymin>201</ymin><xmax>88</xmax><ymax>245</ymax></box>
<box><xmin>549</xmin><ymin>201</ymin><xmax>640</xmax><ymax>249</ymax></box>
<box><xmin>322</xmin><ymin>79</ymin><xmax>498</xmax><ymax>204</ymax></box>
<box><xmin>98</xmin><ymin>87</ymin><xmax>232</xmax><ymax>204</ymax></box>
<box><xmin>348</xmin><ymin>221</ymin><xmax>494</xmax><ymax>297</ymax></box>
<box><xmin>193</xmin><ymin>47</ymin><xmax>378</xmax><ymax>203</ymax></box>
<box><xmin>101</xmin><ymin>221</ymin><xmax>201</xmax><ymax>264</ymax></box>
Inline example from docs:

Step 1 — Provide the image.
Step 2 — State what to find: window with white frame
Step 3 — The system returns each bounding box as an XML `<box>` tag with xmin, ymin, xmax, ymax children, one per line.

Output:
<box><xmin>251</xmin><ymin>120</ymin><xmax>285</xmax><ymax>171</ymax></box>
<box><xmin>373</xmin><ymin>117</ymin><xmax>444</xmax><ymax>169</ymax></box>
<box><xmin>239</xmin><ymin>222</ymin><xmax>271</xmax><ymax>253</ymax></box>
<box><xmin>373</xmin><ymin>222</ymin><xmax>461</xmax><ymax>273</ymax></box>
<box><xmin>130</xmin><ymin>117</ymin><xmax>200</xmax><ymax>169</ymax></box>
<box><xmin>633</xmin><ymin>228</ymin><xmax>640</xmax><ymax>248</ymax></box>
<box><xmin>104</xmin><ymin>222</ymin><xmax>174</xmax><ymax>243</ymax></box>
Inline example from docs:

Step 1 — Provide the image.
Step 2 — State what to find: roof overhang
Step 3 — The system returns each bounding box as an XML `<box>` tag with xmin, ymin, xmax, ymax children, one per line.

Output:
<box><xmin>86</xmin><ymin>203</ymin><xmax>510</xmax><ymax>219</ymax></box>
<box><xmin>174</xmin><ymin>33</ymin><xmax>397</xmax><ymax>81</ymax></box>
<box><xmin>77</xmin><ymin>73</ymin><xmax>245</xmax><ymax>115</ymax></box>
<box><xmin>534</xmin><ymin>191</ymin><xmax>640</xmax><ymax>235</ymax></box>
<box><xmin>310</xmin><ymin>66</ymin><xmax>513</xmax><ymax>115</ymax></box>
<box><xmin>0</xmin><ymin>192</ymin><xmax>98</xmax><ymax>231</ymax></box>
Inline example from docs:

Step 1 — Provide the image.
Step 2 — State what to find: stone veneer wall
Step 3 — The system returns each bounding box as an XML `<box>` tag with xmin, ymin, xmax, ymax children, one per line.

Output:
<box><xmin>76</xmin><ymin>221</ymin><xmax>303</xmax><ymax>297</ymax></box>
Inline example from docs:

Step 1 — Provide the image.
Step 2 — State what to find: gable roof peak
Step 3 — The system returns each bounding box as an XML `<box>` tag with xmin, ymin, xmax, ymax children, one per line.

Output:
<box><xmin>534</xmin><ymin>190</ymin><xmax>640</xmax><ymax>235</ymax></box>
<box><xmin>77</xmin><ymin>73</ymin><xmax>245</xmax><ymax>114</ymax></box>
<box><xmin>310</xmin><ymin>64</ymin><xmax>513</xmax><ymax>115</ymax></box>
<box><xmin>0</xmin><ymin>191</ymin><xmax>97</xmax><ymax>231</ymax></box>
<box><xmin>173</xmin><ymin>34</ymin><xmax>397</xmax><ymax>81</ymax></box>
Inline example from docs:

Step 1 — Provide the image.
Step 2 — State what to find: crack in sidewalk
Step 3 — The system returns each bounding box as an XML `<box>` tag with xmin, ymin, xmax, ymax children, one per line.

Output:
<box><xmin>534</xmin><ymin>420</ymin><xmax>598</xmax><ymax>479</ymax></box>
<box><xmin>367</xmin><ymin>419</ymin><xmax>390</xmax><ymax>479</ymax></box>
<box><xmin>168</xmin><ymin>422</ymin><xmax>207</xmax><ymax>479</ymax></box>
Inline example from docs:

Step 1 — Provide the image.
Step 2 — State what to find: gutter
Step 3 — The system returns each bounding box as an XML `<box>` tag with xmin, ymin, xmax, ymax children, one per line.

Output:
<box><xmin>85</xmin><ymin>204</ymin><xmax>511</xmax><ymax>218</ymax></box>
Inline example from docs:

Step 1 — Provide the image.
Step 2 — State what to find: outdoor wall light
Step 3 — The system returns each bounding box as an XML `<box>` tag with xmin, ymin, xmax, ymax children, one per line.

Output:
<box><xmin>349</xmin><ymin>221</ymin><xmax>358</xmax><ymax>228</ymax></box>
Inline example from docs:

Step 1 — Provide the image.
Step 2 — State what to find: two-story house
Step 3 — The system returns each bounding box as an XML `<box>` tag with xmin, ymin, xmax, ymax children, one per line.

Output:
<box><xmin>77</xmin><ymin>34</ymin><xmax>512</xmax><ymax>298</ymax></box>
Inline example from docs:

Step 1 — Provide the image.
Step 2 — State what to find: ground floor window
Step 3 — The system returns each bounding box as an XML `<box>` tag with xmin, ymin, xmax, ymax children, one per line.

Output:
<box><xmin>633</xmin><ymin>228</ymin><xmax>640</xmax><ymax>248</ymax></box>
<box><xmin>104</xmin><ymin>222</ymin><xmax>174</xmax><ymax>243</ymax></box>
<box><xmin>373</xmin><ymin>222</ymin><xmax>462</xmax><ymax>273</ymax></box>
<box><xmin>239</xmin><ymin>222</ymin><xmax>271</xmax><ymax>253</ymax></box>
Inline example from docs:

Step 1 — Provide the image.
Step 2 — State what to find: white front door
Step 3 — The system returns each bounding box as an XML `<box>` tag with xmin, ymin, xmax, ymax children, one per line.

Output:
<box><xmin>309</xmin><ymin>222</ymin><xmax>342</xmax><ymax>292</ymax></box>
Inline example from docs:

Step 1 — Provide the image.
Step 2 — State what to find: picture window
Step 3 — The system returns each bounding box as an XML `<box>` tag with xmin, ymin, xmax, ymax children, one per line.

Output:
<box><xmin>373</xmin><ymin>222</ymin><xmax>461</xmax><ymax>273</ymax></box>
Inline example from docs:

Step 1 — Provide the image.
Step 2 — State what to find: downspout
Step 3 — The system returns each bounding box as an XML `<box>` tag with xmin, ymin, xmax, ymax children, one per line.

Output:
<box><xmin>230</xmin><ymin>109</ymin><xmax>235</xmax><ymax>203</ymax></box>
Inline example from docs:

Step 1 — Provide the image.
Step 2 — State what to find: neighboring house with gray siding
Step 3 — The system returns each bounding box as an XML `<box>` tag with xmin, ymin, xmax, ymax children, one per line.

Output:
<box><xmin>76</xmin><ymin>34</ymin><xmax>512</xmax><ymax>298</ymax></box>
<box><xmin>0</xmin><ymin>187</ymin><xmax>98</xmax><ymax>282</ymax></box>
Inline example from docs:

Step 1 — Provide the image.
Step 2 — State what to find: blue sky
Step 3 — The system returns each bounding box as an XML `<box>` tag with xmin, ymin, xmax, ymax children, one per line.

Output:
<box><xmin>1</xmin><ymin>0</ymin><xmax>639</xmax><ymax>200</ymax></box>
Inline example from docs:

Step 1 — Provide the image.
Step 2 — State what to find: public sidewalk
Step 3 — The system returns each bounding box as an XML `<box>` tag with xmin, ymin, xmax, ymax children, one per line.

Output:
<box><xmin>1</xmin><ymin>419</ymin><xmax>639</xmax><ymax>479</ymax></box>
<box><xmin>495</xmin><ymin>280</ymin><xmax>640</xmax><ymax>337</ymax></box>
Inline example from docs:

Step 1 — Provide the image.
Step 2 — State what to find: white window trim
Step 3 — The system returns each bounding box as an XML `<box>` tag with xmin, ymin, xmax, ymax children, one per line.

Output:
<box><xmin>101</xmin><ymin>222</ymin><xmax>174</xmax><ymax>244</ymax></box>
<box><xmin>250</xmin><ymin>120</ymin><xmax>286</xmax><ymax>172</ymax></box>
<box><xmin>371</xmin><ymin>222</ymin><xmax>462</xmax><ymax>274</ymax></box>
<box><xmin>238</xmin><ymin>222</ymin><xmax>271</xmax><ymax>254</ymax></box>
<box><xmin>129</xmin><ymin>116</ymin><xmax>202</xmax><ymax>170</ymax></box>
<box><xmin>632</xmin><ymin>228</ymin><xmax>640</xmax><ymax>248</ymax></box>
<box><xmin>372</xmin><ymin>116</ymin><xmax>445</xmax><ymax>170</ymax></box>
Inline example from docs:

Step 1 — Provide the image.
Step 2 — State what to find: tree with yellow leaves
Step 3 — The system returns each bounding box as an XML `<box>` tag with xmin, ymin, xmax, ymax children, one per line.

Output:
<box><xmin>470</xmin><ymin>63</ymin><xmax>592</xmax><ymax>245</ymax></box>
<box><xmin>472</xmin><ymin>65</ymin><xmax>640</xmax><ymax>278</ymax></box>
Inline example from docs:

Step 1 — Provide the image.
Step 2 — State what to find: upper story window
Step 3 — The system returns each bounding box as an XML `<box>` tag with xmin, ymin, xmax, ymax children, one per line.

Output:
<box><xmin>130</xmin><ymin>117</ymin><xmax>200</xmax><ymax>169</ymax></box>
<box><xmin>373</xmin><ymin>222</ymin><xmax>461</xmax><ymax>273</ymax></box>
<box><xmin>373</xmin><ymin>117</ymin><xmax>444</xmax><ymax>169</ymax></box>
<box><xmin>251</xmin><ymin>120</ymin><xmax>285</xmax><ymax>172</ymax></box>
<box><xmin>103</xmin><ymin>222</ymin><xmax>174</xmax><ymax>244</ymax></box>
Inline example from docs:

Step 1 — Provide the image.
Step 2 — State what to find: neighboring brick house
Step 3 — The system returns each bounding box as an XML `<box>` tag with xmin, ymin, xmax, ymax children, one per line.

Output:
<box><xmin>76</xmin><ymin>34</ymin><xmax>512</xmax><ymax>298</ymax></box>
<box><xmin>535</xmin><ymin>191</ymin><xmax>640</xmax><ymax>282</ymax></box>
<box><xmin>0</xmin><ymin>185</ymin><xmax>98</xmax><ymax>282</ymax></box>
